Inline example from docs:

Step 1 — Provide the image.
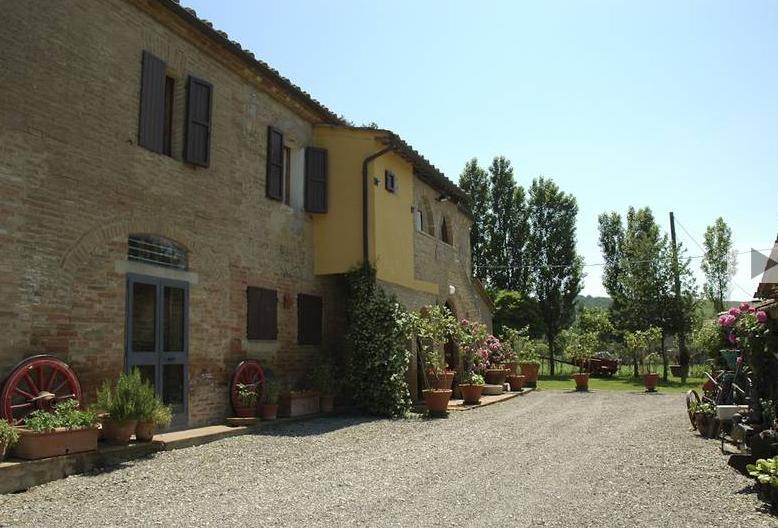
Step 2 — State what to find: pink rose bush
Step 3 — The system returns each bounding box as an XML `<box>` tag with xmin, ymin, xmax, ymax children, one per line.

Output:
<box><xmin>718</xmin><ymin>302</ymin><xmax>769</xmax><ymax>355</ymax></box>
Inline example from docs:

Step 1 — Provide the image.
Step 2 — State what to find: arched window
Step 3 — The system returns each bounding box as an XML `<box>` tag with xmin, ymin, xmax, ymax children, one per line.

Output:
<box><xmin>418</xmin><ymin>197</ymin><xmax>435</xmax><ymax>236</ymax></box>
<box><xmin>441</xmin><ymin>216</ymin><xmax>452</xmax><ymax>245</ymax></box>
<box><xmin>128</xmin><ymin>234</ymin><xmax>188</xmax><ymax>270</ymax></box>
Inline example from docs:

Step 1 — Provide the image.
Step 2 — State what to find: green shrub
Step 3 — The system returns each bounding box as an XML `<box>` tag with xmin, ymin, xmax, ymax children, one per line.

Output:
<box><xmin>151</xmin><ymin>404</ymin><xmax>172</xmax><ymax>427</ymax></box>
<box><xmin>236</xmin><ymin>383</ymin><xmax>260</xmax><ymax>407</ymax></box>
<box><xmin>310</xmin><ymin>362</ymin><xmax>340</xmax><ymax>395</ymax></box>
<box><xmin>24</xmin><ymin>399</ymin><xmax>97</xmax><ymax>433</ymax></box>
<box><xmin>0</xmin><ymin>420</ymin><xmax>20</xmax><ymax>447</ymax></box>
<box><xmin>344</xmin><ymin>265</ymin><xmax>412</xmax><ymax>418</ymax></box>
<box><xmin>96</xmin><ymin>369</ymin><xmax>156</xmax><ymax>422</ymax></box>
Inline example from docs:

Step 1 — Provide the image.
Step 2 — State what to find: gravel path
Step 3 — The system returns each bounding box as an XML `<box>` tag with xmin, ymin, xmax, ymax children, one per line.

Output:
<box><xmin>1</xmin><ymin>390</ymin><xmax>774</xmax><ymax>527</ymax></box>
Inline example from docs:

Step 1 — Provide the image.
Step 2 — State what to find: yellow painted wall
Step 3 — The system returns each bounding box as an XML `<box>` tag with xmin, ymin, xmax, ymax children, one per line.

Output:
<box><xmin>311</xmin><ymin>126</ymin><xmax>437</xmax><ymax>294</ymax></box>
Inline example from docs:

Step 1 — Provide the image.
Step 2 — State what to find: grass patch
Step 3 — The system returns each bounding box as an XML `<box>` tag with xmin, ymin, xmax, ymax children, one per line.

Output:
<box><xmin>537</xmin><ymin>374</ymin><xmax>704</xmax><ymax>393</ymax></box>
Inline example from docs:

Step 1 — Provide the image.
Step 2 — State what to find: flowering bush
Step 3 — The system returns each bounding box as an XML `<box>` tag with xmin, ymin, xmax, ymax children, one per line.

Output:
<box><xmin>485</xmin><ymin>335</ymin><xmax>506</xmax><ymax>366</ymax></box>
<box><xmin>459</xmin><ymin>319</ymin><xmax>490</xmax><ymax>376</ymax></box>
<box><xmin>718</xmin><ymin>302</ymin><xmax>768</xmax><ymax>351</ymax></box>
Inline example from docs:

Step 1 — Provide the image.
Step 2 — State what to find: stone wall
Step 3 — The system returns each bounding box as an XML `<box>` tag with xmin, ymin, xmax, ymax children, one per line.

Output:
<box><xmin>0</xmin><ymin>0</ymin><xmax>340</xmax><ymax>425</ymax></box>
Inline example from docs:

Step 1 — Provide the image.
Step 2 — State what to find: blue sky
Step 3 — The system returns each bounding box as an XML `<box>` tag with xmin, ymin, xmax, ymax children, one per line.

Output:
<box><xmin>184</xmin><ymin>0</ymin><xmax>777</xmax><ymax>299</ymax></box>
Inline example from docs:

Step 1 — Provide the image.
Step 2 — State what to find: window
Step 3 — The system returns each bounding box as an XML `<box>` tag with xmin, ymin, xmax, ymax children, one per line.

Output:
<box><xmin>163</xmin><ymin>76</ymin><xmax>175</xmax><ymax>156</ymax></box>
<box><xmin>304</xmin><ymin>147</ymin><xmax>328</xmax><ymax>213</ymax></box>
<box><xmin>266</xmin><ymin>127</ymin><xmax>284</xmax><ymax>200</ymax></box>
<box><xmin>138</xmin><ymin>51</ymin><xmax>167</xmax><ymax>154</ymax></box>
<box><xmin>247</xmin><ymin>287</ymin><xmax>277</xmax><ymax>340</ymax></box>
<box><xmin>184</xmin><ymin>76</ymin><xmax>213</xmax><ymax>167</ymax></box>
<box><xmin>385</xmin><ymin>170</ymin><xmax>396</xmax><ymax>193</ymax></box>
<box><xmin>128</xmin><ymin>235</ymin><xmax>188</xmax><ymax>270</ymax></box>
<box><xmin>441</xmin><ymin>216</ymin><xmax>452</xmax><ymax>244</ymax></box>
<box><xmin>297</xmin><ymin>294</ymin><xmax>322</xmax><ymax>345</ymax></box>
<box><xmin>417</xmin><ymin>197</ymin><xmax>435</xmax><ymax>236</ymax></box>
<box><xmin>283</xmin><ymin>146</ymin><xmax>292</xmax><ymax>205</ymax></box>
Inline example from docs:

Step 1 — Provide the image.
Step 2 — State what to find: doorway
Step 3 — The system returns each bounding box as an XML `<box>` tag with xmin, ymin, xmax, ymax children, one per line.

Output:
<box><xmin>126</xmin><ymin>274</ymin><xmax>189</xmax><ymax>428</ymax></box>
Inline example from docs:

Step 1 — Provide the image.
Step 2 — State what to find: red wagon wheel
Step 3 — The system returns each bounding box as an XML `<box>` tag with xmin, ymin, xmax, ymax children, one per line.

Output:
<box><xmin>230</xmin><ymin>360</ymin><xmax>265</xmax><ymax>415</ymax></box>
<box><xmin>0</xmin><ymin>355</ymin><xmax>82</xmax><ymax>424</ymax></box>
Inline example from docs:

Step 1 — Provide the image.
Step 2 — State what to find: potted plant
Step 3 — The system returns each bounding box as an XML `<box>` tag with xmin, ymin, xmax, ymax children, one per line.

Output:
<box><xmin>502</xmin><ymin>327</ymin><xmax>528</xmax><ymax>391</ymax></box>
<box><xmin>96</xmin><ymin>369</ymin><xmax>149</xmax><ymax>445</ymax></box>
<box><xmin>458</xmin><ymin>372</ymin><xmax>485</xmax><ymax>405</ymax></box>
<box><xmin>519</xmin><ymin>340</ymin><xmax>544</xmax><ymax>388</ymax></box>
<box><xmin>642</xmin><ymin>352</ymin><xmax>661</xmax><ymax>392</ymax></box>
<box><xmin>311</xmin><ymin>362</ymin><xmax>339</xmax><ymax>414</ymax></box>
<box><xmin>566</xmin><ymin>331</ymin><xmax>597</xmax><ymax>392</ymax></box>
<box><xmin>12</xmin><ymin>399</ymin><xmax>98</xmax><ymax>460</ymax></box>
<box><xmin>0</xmin><ymin>420</ymin><xmax>20</xmax><ymax>462</ymax></box>
<box><xmin>400</xmin><ymin>305</ymin><xmax>458</xmax><ymax>416</ymax></box>
<box><xmin>136</xmin><ymin>402</ymin><xmax>172</xmax><ymax>443</ymax></box>
<box><xmin>746</xmin><ymin>457</ymin><xmax>778</xmax><ymax>509</ymax></box>
<box><xmin>235</xmin><ymin>382</ymin><xmax>260</xmax><ymax>418</ymax></box>
<box><xmin>483</xmin><ymin>334</ymin><xmax>509</xmax><ymax>386</ymax></box>
<box><xmin>691</xmin><ymin>402</ymin><xmax>717</xmax><ymax>438</ymax></box>
<box><xmin>260</xmin><ymin>378</ymin><xmax>281</xmax><ymax>420</ymax></box>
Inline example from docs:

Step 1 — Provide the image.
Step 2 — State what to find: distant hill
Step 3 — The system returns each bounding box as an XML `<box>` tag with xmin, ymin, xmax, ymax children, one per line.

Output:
<box><xmin>576</xmin><ymin>295</ymin><xmax>612</xmax><ymax>310</ymax></box>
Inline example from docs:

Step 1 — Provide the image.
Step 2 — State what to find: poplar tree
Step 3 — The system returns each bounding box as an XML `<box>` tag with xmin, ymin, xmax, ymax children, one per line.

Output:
<box><xmin>486</xmin><ymin>156</ymin><xmax>516</xmax><ymax>289</ymax></box>
<box><xmin>458</xmin><ymin>158</ymin><xmax>490</xmax><ymax>280</ymax></box>
<box><xmin>527</xmin><ymin>177</ymin><xmax>583</xmax><ymax>375</ymax></box>
<box><xmin>701</xmin><ymin>217</ymin><xmax>737</xmax><ymax>313</ymax></box>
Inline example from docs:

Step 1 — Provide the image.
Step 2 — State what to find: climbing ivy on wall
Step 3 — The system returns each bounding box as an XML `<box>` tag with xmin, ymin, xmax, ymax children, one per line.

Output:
<box><xmin>344</xmin><ymin>265</ymin><xmax>412</xmax><ymax>418</ymax></box>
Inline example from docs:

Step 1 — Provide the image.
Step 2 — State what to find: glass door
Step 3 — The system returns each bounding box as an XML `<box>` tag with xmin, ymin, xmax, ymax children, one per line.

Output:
<box><xmin>126</xmin><ymin>274</ymin><xmax>189</xmax><ymax>428</ymax></box>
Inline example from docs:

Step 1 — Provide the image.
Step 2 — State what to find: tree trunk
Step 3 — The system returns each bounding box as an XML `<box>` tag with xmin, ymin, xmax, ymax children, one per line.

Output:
<box><xmin>548</xmin><ymin>334</ymin><xmax>556</xmax><ymax>376</ymax></box>
<box><xmin>661</xmin><ymin>332</ymin><xmax>669</xmax><ymax>382</ymax></box>
<box><xmin>633</xmin><ymin>353</ymin><xmax>639</xmax><ymax>378</ymax></box>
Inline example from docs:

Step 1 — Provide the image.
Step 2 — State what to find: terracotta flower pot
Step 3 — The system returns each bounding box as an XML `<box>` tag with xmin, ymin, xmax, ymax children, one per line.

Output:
<box><xmin>423</xmin><ymin>389</ymin><xmax>452</xmax><ymax>416</ymax></box>
<box><xmin>503</xmin><ymin>361</ymin><xmax>519</xmax><ymax>375</ymax></box>
<box><xmin>102</xmin><ymin>419</ymin><xmax>138</xmax><ymax>445</ymax></box>
<box><xmin>507</xmin><ymin>374</ymin><xmax>526</xmax><ymax>392</ymax></box>
<box><xmin>573</xmin><ymin>373</ymin><xmax>590</xmax><ymax>391</ymax></box>
<box><xmin>320</xmin><ymin>395</ymin><xmax>335</xmax><ymax>414</ymax></box>
<box><xmin>519</xmin><ymin>362</ymin><xmax>540</xmax><ymax>387</ymax></box>
<box><xmin>484</xmin><ymin>368</ymin><xmax>508</xmax><ymax>386</ymax></box>
<box><xmin>13</xmin><ymin>427</ymin><xmax>98</xmax><ymax>459</ymax></box>
<box><xmin>643</xmin><ymin>373</ymin><xmax>659</xmax><ymax>392</ymax></box>
<box><xmin>459</xmin><ymin>383</ymin><xmax>484</xmax><ymax>404</ymax></box>
<box><xmin>260</xmin><ymin>403</ymin><xmax>279</xmax><ymax>420</ymax></box>
<box><xmin>695</xmin><ymin>413</ymin><xmax>707</xmax><ymax>437</ymax></box>
<box><xmin>135</xmin><ymin>421</ymin><xmax>156</xmax><ymax>443</ymax></box>
<box><xmin>0</xmin><ymin>439</ymin><xmax>8</xmax><ymax>463</ymax></box>
<box><xmin>427</xmin><ymin>370</ymin><xmax>455</xmax><ymax>390</ymax></box>
<box><xmin>234</xmin><ymin>406</ymin><xmax>257</xmax><ymax>418</ymax></box>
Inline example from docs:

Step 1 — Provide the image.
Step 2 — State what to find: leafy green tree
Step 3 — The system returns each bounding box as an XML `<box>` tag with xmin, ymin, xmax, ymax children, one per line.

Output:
<box><xmin>486</xmin><ymin>156</ymin><xmax>517</xmax><ymax>290</ymax></box>
<box><xmin>492</xmin><ymin>290</ymin><xmax>544</xmax><ymax>339</ymax></box>
<box><xmin>527</xmin><ymin>177</ymin><xmax>583</xmax><ymax>375</ymax></box>
<box><xmin>576</xmin><ymin>307</ymin><xmax>615</xmax><ymax>344</ymax></box>
<box><xmin>459</xmin><ymin>158</ymin><xmax>490</xmax><ymax>280</ymax></box>
<box><xmin>701</xmin><ymin>217</ymin><xmax>737</xmax><ymax>313</ymax></box>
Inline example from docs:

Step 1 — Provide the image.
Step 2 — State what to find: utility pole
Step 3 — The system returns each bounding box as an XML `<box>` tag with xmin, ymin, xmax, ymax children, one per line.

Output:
<box><xmin>669</xmin><ymin>212</ymin><xmax>688</xmax><ymax>382</ymax></box>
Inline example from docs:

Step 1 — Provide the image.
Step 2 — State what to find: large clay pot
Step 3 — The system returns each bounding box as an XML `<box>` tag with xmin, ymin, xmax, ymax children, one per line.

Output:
<box><xmin>13</xmin><ymin>427</ymin><xmax>99</xmax><ymax>459</ymax></box>
<box><xmin>484</xmin><ymin>368</ymin><xmax>508</xmax><ymax>386</ymax></box>
<box><xmin>0</xmin><ymin>439</ymin><xmax>9</xmax><ymax>463</ymax></box>
<box><xmin>503</xmin><ymin>361</ymin><xmax>519</xmax><ymax>375</ymax></box>
<box><xmin>573</xmin><ymin>373</ymin><xmax>590</xmax><ymax>391</ymax></box>
<box><xmin>135</xmin><ymin>421</ymin><xmax>157</xmax><ymax>442</ymax></box>
<box><xmin>459</xmin><ymin>384</ymin><xmax>484</xmax><ymax>405</ymax></box>
<box><xmin>320</xmin><ymin>395</ymin><xmax>335</xmax><ymax>414</ymax></box>
<box><xmin>643</xmin><ymin>373</ymin><xmax>659</xmax><ymax>392</ymax></box>
<box><xmin>694</xmin><ymin>413</ymin><xmax>707</xmax><ymax>437</ymax></box>
<box><xmin>423</xmin><ymin>389</ymin><xmax>452</xmax><ymax>416</ymax></box>
<box><xmin>102</xmin><ymin>419</ymin><xmax>138</xmax><ymax>445</ymax></box>
<box><xmin>260</xmin><ymin>403</ymin><xmax>279</xmax><ymax>420</ymax></box>
<box><xmin>507</xmin><ymin>374</ymin><xmax>526</xmax><ymax>392</ymax></box>
<box><xmin>519</xmin><ymin>362</ymin><xmax>540</xmax><ymax>388</ymax></box>
<box><xmin>235</xmin><ymin>405</ymin><xmax>257</xmax><ymax>418</ymax></box>
<box><xmin>427</xmin><ymin>370</ymin><xmax>455</xmax><ymax>390</ymax></box>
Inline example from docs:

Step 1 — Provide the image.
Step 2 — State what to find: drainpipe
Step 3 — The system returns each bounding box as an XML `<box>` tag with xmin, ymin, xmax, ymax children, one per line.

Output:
<box><xmin>361</xmin><ymin>145</ymin><xmax>395</xmax><ymax>268</ymax></box>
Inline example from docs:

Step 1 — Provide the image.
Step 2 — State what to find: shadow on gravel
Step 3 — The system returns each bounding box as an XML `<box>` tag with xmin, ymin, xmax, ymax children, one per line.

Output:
<box><xmin>252</xmin><ymin>415</ymin><xmax>378</xmax><ymax>438</ymax></box>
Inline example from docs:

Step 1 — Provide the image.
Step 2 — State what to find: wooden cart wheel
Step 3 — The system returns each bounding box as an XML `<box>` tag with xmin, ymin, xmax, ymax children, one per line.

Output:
<box><xmin>230</xmin><ymin>360</ymin><xmax>265</xmax><ymax>415</ymax></box>
<box><xmin>685</xmin><ymin>389</ymin><xmax>700</xmax><ymax>429</ymax></box>
<box><xmin>0</xmin><ymin>355</ymin><xmax>82</xmax><ymax>424</ymax></box>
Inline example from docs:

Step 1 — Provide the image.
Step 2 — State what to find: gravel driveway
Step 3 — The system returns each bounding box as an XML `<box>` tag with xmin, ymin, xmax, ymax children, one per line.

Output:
<box><xmin>0</xmin><ymin>390</ymin><xmax>773</xmax><ymax>527</ymax></box>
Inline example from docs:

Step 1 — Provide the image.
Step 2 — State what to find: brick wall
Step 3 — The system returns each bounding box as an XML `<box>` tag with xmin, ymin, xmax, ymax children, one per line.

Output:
<box><xmin>0</xmin><ymin>0</ymin><xmax>341</xmax><ymax>425</ymax></box>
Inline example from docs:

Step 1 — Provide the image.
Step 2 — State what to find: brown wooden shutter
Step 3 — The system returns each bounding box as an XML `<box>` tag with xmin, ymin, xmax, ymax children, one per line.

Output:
<box><xmin>247</xmin><ymin>287</ymin><xmax>277</xmax><ymax>340</ymax></box>
<box><xmin>304</xmin><ymin>147</ymin><xmax>328</xmax><ymax>213</ymax></box>
<box><xmin>266</xmin><ymin>127</ymin><xmax>284</xmax><ymax>200</ymax></box>
<box><xmin>138</xmin><ymin>51</ymin><xmax>166</xmax><ymax>153</ymax></box>
<box><xmin>185</xmin><ymin>76</ymin><xmax>213</xmax><ymax>167</ymax></box>
<box><xmin>297</xmin><ymin>294</ymin><xmax>322</xmax><ymax>345</ymax></box>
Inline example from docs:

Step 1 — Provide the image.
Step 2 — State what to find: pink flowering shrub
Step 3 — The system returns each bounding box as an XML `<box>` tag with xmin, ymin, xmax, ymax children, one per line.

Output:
<box><xmin>717</xmin><ymin>302</ymin><xmax>769</xmax><ymax>357</ymax></box>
